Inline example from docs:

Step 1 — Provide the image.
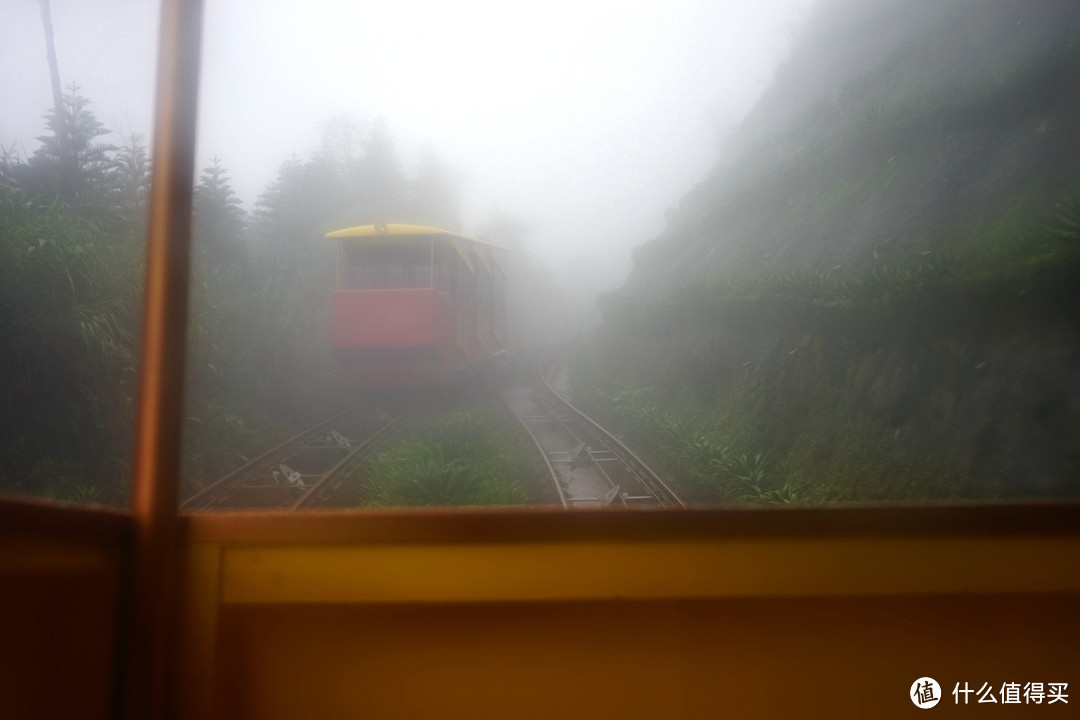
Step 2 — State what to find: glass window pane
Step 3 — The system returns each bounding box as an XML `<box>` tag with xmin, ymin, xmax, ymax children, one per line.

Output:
<box><xmin>178</xmin><ymin>2</ymin><xmax>1080</xmax><ymax>511</ymax></box>
<box><xmin>385</xmin><ymin>264</ymin><xmax>405</xmax><ymax>289</ymax></box>
<box><xmin>411</xmin><ymin>262</ymin><xmax>432</xmax><ymax>289</ymax></box>
<box><xmin>349</xmin><ymin>247</ymin><xmax>380</xmax><ymax>289</ymax></box>
<box><xmin>0</xmin><ymin>1</ymin><xmax>157</xmax><ymax>507</ymax></box>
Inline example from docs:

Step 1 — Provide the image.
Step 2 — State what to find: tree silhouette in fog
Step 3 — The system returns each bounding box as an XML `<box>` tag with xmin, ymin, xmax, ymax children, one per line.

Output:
<box><xmin>22</xmin><ymin>85</ymin><xmax>118</xmax><ymax>213</ymax></box>
<box><xmin>194</xmin><ymin>156</ymin><xmax>246</xmax><ymax>267</ymax></box>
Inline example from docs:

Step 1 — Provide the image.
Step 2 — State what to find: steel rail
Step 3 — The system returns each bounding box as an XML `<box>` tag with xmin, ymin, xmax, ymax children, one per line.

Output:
<box><xmin>494</xmin><ymin>360</ymin><xmax>569</xmax><ymax>508</ymax></box>
<box><xmin>180</xmin><ymin>408</ymin><xmax>354</xmax><ymax>510</ymax></box>
<box><xmin>290</xmin><ymin>409</ymin><xmax>414</xmax><ymax>510</ymax></box>
<box><xmin>180</xmin><ymin>407</ymin><xmax>408</xmax><ymax>511</ymax></box>
<box><xmin>533</xmin><ymin>347</ymin><xmax>686</xmax><ymax>508</ymax></box>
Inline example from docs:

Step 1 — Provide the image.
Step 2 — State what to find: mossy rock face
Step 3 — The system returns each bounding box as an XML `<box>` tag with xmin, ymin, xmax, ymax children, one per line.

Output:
<box><xmin>581</xmin><ymin>0</ymin><xmax>1080</xmax><ymax>504</ymax></box>
<box><xmin>580</xmin><ymin>260</ymin><xmax>1080</xmax><ymax>503</ymax></box>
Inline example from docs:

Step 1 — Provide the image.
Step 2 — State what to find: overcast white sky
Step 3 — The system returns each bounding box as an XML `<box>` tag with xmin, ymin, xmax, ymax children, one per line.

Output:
<box><xmin>2</xmin><ymin>0</ymin><xmax>813</xmax><ymax>287</ymax></box>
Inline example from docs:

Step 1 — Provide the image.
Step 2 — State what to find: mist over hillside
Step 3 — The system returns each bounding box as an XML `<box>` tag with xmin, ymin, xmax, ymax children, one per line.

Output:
<box><xmin>626</xmin><ymin>0</ymin><xmax>1080</xmax><ymax>292</ymax></box>
<box><xmin>581</xmin><ymin>0</ymin><xmax>1080</xmax><ymax>504</ymax></box>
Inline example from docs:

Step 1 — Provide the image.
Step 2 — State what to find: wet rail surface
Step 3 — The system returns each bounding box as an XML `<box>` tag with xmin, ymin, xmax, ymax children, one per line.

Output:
<box><xmin>181</xmin><ymin>404</ymin><xmax>411</xmax><ymax>511</ymax></box>
<box><xmin>497</xmin><ymin>349</ymin><xmax>684</xmax><ymax>509</ymax></box>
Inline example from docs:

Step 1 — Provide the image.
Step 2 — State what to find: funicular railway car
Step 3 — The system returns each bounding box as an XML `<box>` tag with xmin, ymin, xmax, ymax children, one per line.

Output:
<box><xmin>326</xmin><ymin>223</ymin><xmax>506</xmax><ymax>387</ymax></box>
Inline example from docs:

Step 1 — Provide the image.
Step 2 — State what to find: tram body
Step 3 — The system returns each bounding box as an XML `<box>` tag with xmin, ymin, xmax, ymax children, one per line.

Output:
<box><xmin>326</xmin><ymin>224</ymin><xmax>506</xmax><ymax>387</ymax></box>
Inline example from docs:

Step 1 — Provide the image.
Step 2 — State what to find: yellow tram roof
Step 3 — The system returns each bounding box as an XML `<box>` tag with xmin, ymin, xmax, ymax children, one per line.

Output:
<box><xmin>325</xmin><ymin>223</ymin><xmax>506</xmax><ymax>250</ymax></box>
<box><xmin>325</xmin><ymin>223</ymin><xmax>505</xmax><ymax>275</ymax></box>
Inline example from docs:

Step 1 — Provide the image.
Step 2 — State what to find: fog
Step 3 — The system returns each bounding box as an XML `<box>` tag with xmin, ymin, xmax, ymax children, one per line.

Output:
<box><xmin>2</xmin><ymin>0</ymin><xmax>812</xmax><ymax>295</ymax></box>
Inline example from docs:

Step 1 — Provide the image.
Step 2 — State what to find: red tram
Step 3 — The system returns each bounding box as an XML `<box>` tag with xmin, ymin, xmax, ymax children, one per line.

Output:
<box><xmin>326</xmin><ymin>223</ymin><xmax>507</xmax><ymax>387</ymax></box>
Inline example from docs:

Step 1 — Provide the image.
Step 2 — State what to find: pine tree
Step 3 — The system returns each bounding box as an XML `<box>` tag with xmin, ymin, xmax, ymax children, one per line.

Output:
<box><xmin>253</xmin><ymin>155</ymin><xmax>317</xmax><ymax>268</ymax></box>
<box><xmin>114</xmin><ymin>134</ymin><xmax>150</xmax><ymax>230</ymax></box>
<box><xmin>27</xmin><ymin>84</ymin><xmax>117</xmax><ymax>209</ymax></box>
<box><xmin>194</xmin><ymin>155</ymin><xmax>246</xmax><ymax>267</ymax></box>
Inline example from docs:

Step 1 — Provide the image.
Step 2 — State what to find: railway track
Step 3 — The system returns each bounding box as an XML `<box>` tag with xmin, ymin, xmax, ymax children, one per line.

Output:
<box><xmin>185</xmin><ymin>347</ymin><xmax>682</xmax><ymax>511</ymax></box>
<box><xmin>497</xmin><ymin>348</ymin><xmax>685</xmax><ymax>509</ymax></box>
<box><xmin>181</xmin><ymin>404</ymin><xmax>410</xmax><ymax>510</ymax></box>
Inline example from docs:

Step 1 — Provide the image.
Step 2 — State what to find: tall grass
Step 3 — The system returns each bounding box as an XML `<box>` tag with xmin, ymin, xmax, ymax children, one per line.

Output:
<box><xmin>360</xmin><ymin>410</ymin><xmax>529</xmax><ymax>507</ymax></box>
<box><xmin>599</xmin><ymin>387</ymin><xmax>818</xmax><ymax>505</ymax></box>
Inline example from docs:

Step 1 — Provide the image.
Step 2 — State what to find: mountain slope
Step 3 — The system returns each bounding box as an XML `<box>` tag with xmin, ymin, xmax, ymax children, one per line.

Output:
<box><xmin>579</xmin><ymin>0</ymin><xmax>1080</xmax><ymax>504</ymax></box>
<box><xmin>627</xmin><ymin>0</ymin><xmax>1080</xmax><ymax>292</ymax></box>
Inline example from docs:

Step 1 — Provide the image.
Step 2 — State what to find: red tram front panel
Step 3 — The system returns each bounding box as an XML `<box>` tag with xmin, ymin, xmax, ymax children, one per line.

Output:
<box><xmin>332</xmin><ymin>289</ymin><xmax>438</xmax><ymax>348</ymax></box>
<box><xmin>331</xmin><ymin>288</ymin><xmax>460</xmax><ymax>387</ymax></box>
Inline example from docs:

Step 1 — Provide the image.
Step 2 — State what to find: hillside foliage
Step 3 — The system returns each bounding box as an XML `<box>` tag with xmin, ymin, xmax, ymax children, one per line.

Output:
<box><xmin>0</xmin><ymin>87</ymin><xmax>466</xmax><ymax>504</ymax></box>
<box><xmin>588</xmin><ymin>0</ymin><xmax>1080</xmax><ymax>504</ymax></box>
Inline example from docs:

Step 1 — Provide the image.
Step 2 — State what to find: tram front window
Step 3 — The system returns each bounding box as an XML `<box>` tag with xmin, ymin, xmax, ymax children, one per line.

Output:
<box><xmin>411</xmin><ymin>261</ymin><xmax>432</xmax><ymax>289</ymax></box>
<box><xmin>348</xmin><ymin>241</ymin><xmax>431</xmax><ymax>290</ymax></box>
<box><xmin>350</xmin><ymin>259</ymin><xmax>379</xmax><ymax>289</ymax></box>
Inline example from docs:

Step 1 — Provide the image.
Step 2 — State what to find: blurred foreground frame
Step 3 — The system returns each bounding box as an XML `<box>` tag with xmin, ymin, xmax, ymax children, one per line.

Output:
<box><xmin>0</xmin><ymin>2</ymin><xmax>1078</xmax><ymax>720</ymax></box>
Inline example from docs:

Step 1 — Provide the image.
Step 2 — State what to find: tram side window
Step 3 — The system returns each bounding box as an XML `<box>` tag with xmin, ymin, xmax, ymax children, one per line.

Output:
<box><xmin>442</xmin><ymin>247</ymin><xmax>454</xmax><ymax>293</ymax></box>
<box><xmin>454</xmin><ymin>254</ymin><xmax>471</xmax><ymax>337</ymax></box>
<box><xmin>458</xmin><ymin>257</ymin><xmax>467</xmax><ymax>298</ymax></box>
<box><xmin>435</xmin><ymin>247</ymin><xmax>446</xmax><ymax>291</ymax></box>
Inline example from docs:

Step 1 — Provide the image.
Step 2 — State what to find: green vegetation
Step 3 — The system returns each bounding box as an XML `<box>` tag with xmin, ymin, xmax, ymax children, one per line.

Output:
<box><xmin>603</xmin><ymin>193</ymin><xmax>1080</xmax><ymax>328</ymax></box>
<box><xmin>0</xmin><ymin>96</ymin><xmax>142</xmax><ymax>504</ymax></box>
<box><xmin>1</xmin><ymin>75</ymin><xmax>469</xmax><ymax>504</ymax></box>
<box><xmin>587</xmin><ymin>0</ymin><xmax>1080</xmax><ymax>505</ymax></box>
<box><xmin>345</xmin><ymin>410</ymin><xmax>530</xmax><ymax>508</ymax></box>
<box><xmin>635</xmin><ymin>0</ymin><xmax>1080</xmax><ymax>287</ymax></box>
<box><xmin>583</xmin><ymin>202</ymin><xmax>1080</xmax><ymax>505</ymax></box>
<box><xmin>586</xmin><ymin>386</ymin><xmax>809</xmax><ymax>506</ymax></box>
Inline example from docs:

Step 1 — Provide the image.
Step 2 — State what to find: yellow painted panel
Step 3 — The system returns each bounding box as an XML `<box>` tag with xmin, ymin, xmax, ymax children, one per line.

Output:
<box><xmin>325</xmin><ymin>223</ymin><xmax>447</xmax><ymax>238</ymax></box>
<box><xmin>210</xmin><ymin>594</ymin><xmax>1079</xmax><ymax>720</ymax></box>
<box><xmin>218</xmin><ymin>536</ymin><xmax>1080</xmax><ymax>605</ymax></box>
<box><xmin>324</xmin><ymin>224</ymin><xmax>507</xmax><ymax>250</ymax></box>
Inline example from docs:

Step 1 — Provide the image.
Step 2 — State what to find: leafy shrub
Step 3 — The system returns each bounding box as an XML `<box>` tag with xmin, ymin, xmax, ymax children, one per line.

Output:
<box><xmin>362</xmin><ymin>411</ymin><xmax>529</xmax><ymax>507</ymax></box>
<box><xmin>595</xmin><ymin>387</ymin><xmax>818</xmax><ymax>505</ymax></box>
<box><xmin>0</xmin><ymin>196</ymin><xmax>140</xmax><ymax>502</ymax></box>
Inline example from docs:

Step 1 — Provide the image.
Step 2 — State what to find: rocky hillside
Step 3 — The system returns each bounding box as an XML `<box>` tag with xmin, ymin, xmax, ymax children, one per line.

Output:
<box><xmin>628</xmin><ymin>0</ymin><xmax>1080</xmax><ymax>292</ymax></box>
<box><xmin>581</xmin><ymin>0</ymin><xmax>1080</xmax><ymax>504</ymax></box>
